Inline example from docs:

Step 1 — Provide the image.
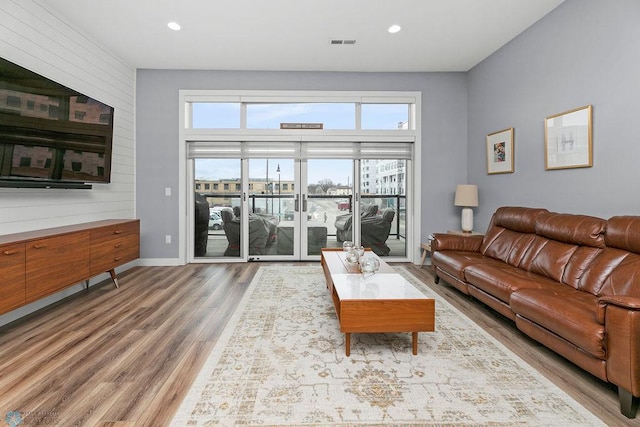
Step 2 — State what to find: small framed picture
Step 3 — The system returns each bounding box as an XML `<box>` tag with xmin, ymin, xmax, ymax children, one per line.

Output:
<box><xmin>486</xmin><ymin>128</ymin><xmax>514</xmax><ymax>174</ymax></box>
<box><xmin>545</xmin><ymin>105</ymin><xmax>592</xmax><ymax>170</ymax></box>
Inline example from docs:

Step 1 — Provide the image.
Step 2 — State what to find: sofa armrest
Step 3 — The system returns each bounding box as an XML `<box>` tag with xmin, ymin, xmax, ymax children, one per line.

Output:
<box><xmin>597</xmin><ymin>298</ymin><xmax>640</xmax><ymax>399</ymax></box>
<box><xmin>432</xmin><ymin>233</ymin><xmax>483</xmax><ymax>252</ymax></box>
<box><xmin>597</xmin><ymin>296</ymin><xmax>640</xmax><ymax>324</ymax></box>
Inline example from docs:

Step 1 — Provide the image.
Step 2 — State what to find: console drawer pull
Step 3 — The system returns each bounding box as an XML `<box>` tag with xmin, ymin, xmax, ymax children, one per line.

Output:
<box><xmin>3</xmin><ymin>250</ymin><xmax>18</xmax><ymax>255</ymax></box>
<box><xmin>114</xmin><ymin>256</ymin><xmax>122</xmax><ymax>261</ymax></box>
<box><xmin>114</xmin><ymin>243</ymin><xmax>122</xmax><ymax>248</ymax></box>
<box><xmin>113</xmin><ymin>230</ymin><xmax>124</xmax><ymax>234</ymax></box>
<box><xmin>33</xmin><ymin>244</ymin><xmax>47</xmax><ymax>249</ymax></box>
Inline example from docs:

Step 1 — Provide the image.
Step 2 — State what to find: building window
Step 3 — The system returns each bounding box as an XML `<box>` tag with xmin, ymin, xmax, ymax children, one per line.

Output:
<box><xmin>48</xmin><ymin>105</ymin><xmax>60</xmax><ymax>118</ymax></box>
<box><xmin>7</xmin><ymin>96</ymin><xmax>21</xmax><ymax>108</ymax></box>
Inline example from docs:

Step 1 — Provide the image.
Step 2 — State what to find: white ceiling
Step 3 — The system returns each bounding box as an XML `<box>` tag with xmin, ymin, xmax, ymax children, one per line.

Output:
<box><xmin>39</xmin><ymin>0</ymin><xmax>565</xmax><ymax>72</ymax></box>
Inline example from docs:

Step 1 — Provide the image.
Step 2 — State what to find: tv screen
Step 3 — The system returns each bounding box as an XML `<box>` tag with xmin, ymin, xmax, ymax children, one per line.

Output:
<box><xmin>0</xmin><ymin>57</ymin><xmax>114</xmax><ymax>187</ymax></box>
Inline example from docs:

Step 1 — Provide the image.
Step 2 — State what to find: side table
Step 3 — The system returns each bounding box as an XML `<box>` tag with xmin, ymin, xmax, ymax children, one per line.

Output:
<box><xmin>419</xmin><ymin>241</ymin><xmax>432</xmax><ymax>267</ymax></box>
<box><xmin>446</xmin><ymin>230</ymin><xmax>484</xmax><ymax>236</ymax></box>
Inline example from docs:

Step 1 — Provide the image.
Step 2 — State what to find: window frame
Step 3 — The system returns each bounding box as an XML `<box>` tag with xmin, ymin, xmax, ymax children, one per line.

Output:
<box><xmin>178</xmin><ymin>90</ymin><xmax>422</xmax><ymax>265</ymax></box>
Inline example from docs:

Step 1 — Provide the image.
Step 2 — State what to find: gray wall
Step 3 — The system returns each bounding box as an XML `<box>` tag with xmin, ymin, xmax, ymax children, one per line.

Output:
<box><xmin>136</xmin><ymin>71</ymin><xmax>468</xmax><ymax>260</ymax></box>
<box><xmin>468</xmin><ymin>0</ymin><xmax>640</xmax><ymax>230</ymax></box>
<box><xmin>137</xmin><ymin>0</ymin><xmax>640</xmax><ymax>261</ymax></box>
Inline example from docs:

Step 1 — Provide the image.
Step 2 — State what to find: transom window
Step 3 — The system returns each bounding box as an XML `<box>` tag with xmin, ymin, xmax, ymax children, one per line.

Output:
<box><xmin>186</xmin><ymin>93</ymin><xmax>415</xmax><ymax>131</ymax></box>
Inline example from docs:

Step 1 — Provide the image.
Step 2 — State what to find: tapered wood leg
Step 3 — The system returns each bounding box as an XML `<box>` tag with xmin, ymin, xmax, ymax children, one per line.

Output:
<box><xmin>619</xmin><ymin>387</ymin><xmax>639</xmax><ymax>418</ymax></box>
<box><xmin>420</xmin><ymin>250</ymin><xmax>427</xmax><ymax>267</ymax></box>
<box><xmin>109</xmin><ymin>269</ymin><xmax>119</xmax><ymax>289</ymax></box>
<box><xmin>345</xmin><ymin>333</ymin><xmax>351</xmax><ymax>357</ymax></box>
<box><xmin>412</xmin><ymin>332</ymin><xmax>418</xmax><ymax>355</ymax></box>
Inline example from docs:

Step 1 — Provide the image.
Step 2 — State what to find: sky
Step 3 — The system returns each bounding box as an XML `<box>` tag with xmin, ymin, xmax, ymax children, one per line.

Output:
<box><xmin>192</xmin><ymin>102</ymin><xmax>408</xmax><ymax>130</ymax></box>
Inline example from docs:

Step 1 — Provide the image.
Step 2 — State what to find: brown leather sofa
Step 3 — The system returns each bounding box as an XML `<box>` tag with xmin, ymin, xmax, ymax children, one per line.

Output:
<box><xmin>431</xmin><ymin>206</ymin><xmax>640</xmax><ymax>418</ymax></box>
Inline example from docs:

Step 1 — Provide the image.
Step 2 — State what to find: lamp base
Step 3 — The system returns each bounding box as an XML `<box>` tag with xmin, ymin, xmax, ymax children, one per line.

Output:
<box><xmin>461</xmin><ymin>207</ymin><xmax>474</xmax><ymax>233</ymax></box>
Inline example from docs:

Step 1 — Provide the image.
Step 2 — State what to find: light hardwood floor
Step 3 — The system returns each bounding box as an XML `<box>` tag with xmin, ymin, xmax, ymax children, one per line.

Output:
<box><xmin>0</xmin><ymin>263</ymin><xmax>636</xmax><ymax>426</ymax></box>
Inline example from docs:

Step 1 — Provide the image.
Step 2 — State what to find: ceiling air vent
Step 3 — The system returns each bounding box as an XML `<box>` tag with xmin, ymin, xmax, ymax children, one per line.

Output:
<box><xmin>330</xmin><ymin>39</ymin><xmax>356</xmax><ymax>45</ymax></box>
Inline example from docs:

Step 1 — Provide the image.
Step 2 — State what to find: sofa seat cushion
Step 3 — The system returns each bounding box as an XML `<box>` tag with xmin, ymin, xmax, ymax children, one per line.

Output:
<box><xmin>464</xmin><ymin>263</ymin><xmax>559</xmax><ymax>304</ymax></box>
<box><xmin>511</xmin><ymin>288</ymin><xmax>605</xmax><ymax>359</ymax></box>
<box><xmin>432</xmin><ymin>251</ymin><xmax>495</xmax><ymax>282</ymax></box>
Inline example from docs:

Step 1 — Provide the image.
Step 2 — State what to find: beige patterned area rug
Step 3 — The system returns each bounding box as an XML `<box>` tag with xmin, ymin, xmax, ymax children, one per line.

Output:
<box><xmin>171</xmin><ymin>265</ymin><xmax>604</xmax><ymax>426</ymax></box>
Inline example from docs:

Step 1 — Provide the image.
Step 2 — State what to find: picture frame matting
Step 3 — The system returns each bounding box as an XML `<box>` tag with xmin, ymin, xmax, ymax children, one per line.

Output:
<box><xmin>486</xmin><ymin>127</ymin><xmax>514</xmax><ymax>174</ymax></box>
<box><xmin>544</xmin><ymin>105</ymin><xmax>592</xmax><ymax>170</ymax></box>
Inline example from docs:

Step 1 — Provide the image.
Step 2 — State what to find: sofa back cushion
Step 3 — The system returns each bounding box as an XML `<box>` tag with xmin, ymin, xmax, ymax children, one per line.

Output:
<box><xmin>480</xmin><ymin>207</ymin><xmax>549</xmax><ymax>267</ymax></box>
<box><xmin>590</xmin><ymin>216</ymin><xmax>640</xmax><ymax>297</ymax></box>
<box><xmin>605</xmin><ymin>216</ymin><xmax>640</xmax><ymax>253</ymax></box>
<box><xmin>482</xmin><ymin>208</ymin><xmax>608</xmax><ymax>287</ymax></box>
<box><xmin>535</xmin><ymin>212</ymin><xmax>607</xmax><ymax>248</ymax></box>
<box><xmin>492</xmin><ymin>206</ymin><xmax>548</xmax><ymax>233</ymax></box>
<box><xmin>528</xmin><ymin>212</ymin><xmax>607</xmax><ymax>286</ymax></box>
<box><xmin>529</xmin><ymin>239</ymin><xmax>578</xmax><ymax>283</ymax></box>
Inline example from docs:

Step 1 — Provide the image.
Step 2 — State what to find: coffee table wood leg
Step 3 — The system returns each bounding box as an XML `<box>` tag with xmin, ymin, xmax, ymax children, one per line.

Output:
<box><xmin>345</xmin><ymin>333</ymin><xmax>351</xmax><ymax>356</ymax></box>
<box><xmin>412</xmin><ymin>332</ymin><xmax>418</xmax><ymax>355</ymax></box>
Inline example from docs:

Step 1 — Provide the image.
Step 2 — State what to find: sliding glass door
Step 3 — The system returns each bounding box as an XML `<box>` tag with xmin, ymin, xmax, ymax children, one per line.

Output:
<box><xmin>248</xmin><ymin>158</ymin><xmax>296</xmax><ymax>260</ymax></box>
<box><xmin>193</xmin><ymin>158</ymin><xmax>243</xmax><ymax>259</ymax></box>
<box><xmin>359</xmin><ymin>159</ymin><xmax>407</xmax><ymax>257</ymax></box>
<box><xmin>191</xmin><ymin>149</ymin><xmax>409</xmax><ymax>261</ymax></box>
<box><xmin>305</xmin><ymin>159</ymin><xmax>353</xmax><ymax>256</ymax></box>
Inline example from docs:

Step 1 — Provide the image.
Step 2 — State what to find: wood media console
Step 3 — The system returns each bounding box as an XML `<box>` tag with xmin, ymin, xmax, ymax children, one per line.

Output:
<box><xmin>321</xmin><ymin>249</ymin><xmax>435</xmax><ymax>356</ymax></box>
<box><xmin>0</xmin><ymin>219</ymin><xmax>140</xmax><ymax>316</ymax></box>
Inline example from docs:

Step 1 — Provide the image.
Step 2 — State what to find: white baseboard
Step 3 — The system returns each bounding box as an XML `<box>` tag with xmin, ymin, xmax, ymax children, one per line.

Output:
<box><xmin>136</xmin><ymin>258</ymin><xmax>185</xmax><ymax>267</ymax></box>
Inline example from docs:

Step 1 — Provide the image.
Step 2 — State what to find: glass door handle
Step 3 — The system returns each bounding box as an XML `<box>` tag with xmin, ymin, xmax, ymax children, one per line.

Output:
<box><xmin>295</xmin><ymin>194</ymin><xmax>299</xmax><ymax>212</ymax></box>
<box><xmin>302</xmin><ymin>194</ymin><xmax>308</xmax><ymax>212</ymax></box>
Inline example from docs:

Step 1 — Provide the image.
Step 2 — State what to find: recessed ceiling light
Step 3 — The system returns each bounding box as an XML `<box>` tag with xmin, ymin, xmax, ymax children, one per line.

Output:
<box><xmin>388</xmin><ymin>24</ymin><xmax>401</xmax><ymax>34</ymax></box>
<box><xmin>167</xmin><ymin>22</ymin><xmax>181</xmax><ymax>31</ymax></box>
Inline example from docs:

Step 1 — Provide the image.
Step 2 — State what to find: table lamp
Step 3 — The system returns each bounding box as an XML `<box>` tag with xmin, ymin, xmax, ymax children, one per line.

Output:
<box><xmin>454</xmin><ymin>184</ymin><xmax>479</xmax><ymax>233</ymax></box>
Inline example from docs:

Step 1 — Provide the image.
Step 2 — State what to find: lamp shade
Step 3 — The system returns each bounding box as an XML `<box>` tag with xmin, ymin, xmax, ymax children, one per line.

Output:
<box><xmin>454</xmin><ymin>184</ymin><xmax>478</xmax><ymax>207</ymax></box>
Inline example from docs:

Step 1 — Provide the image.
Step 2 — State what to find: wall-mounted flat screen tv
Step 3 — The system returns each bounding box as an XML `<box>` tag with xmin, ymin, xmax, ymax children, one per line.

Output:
<box><xmin>0</xmin><ymin>57</ymin><xmax>114</xmax><ymax>188</ymax></box>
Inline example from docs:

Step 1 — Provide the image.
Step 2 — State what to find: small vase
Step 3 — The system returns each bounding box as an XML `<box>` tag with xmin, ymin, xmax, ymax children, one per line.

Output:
<box><xmin>345</xmin><ymin>248</ymin><xmax>359</xmax><ymax>264</ymax></box>
<box><xmin>360</xmin><ymin>256</ymin><xmax>380</xmax><ymax>273</ymax></box>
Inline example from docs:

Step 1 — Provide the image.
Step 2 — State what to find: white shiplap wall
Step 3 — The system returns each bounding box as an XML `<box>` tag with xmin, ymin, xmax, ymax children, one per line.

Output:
<box><xmin>0</xmin><ymin>0</ymin><xmax>136</xmax><ymax>326</ymax></box>
<box><xmin>0</xmin><ymin>0</ymin><xmax>136</xmax><ymax>234</ymax></box>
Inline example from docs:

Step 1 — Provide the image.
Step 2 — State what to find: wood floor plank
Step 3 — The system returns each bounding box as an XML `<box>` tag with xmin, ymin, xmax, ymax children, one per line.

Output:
<box><xmin>136</xmin><ymin>340</ymin><xmax>216</xmax><ymax>427</ymax></box>
<box><xmin>0</xmin><ymin>262</ymin><xmax>636</xmax><ymax>426</ymax></box>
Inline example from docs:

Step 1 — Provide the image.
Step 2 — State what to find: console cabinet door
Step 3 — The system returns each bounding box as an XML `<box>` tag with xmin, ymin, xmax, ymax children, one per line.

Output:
<box><xmin>0</xmin><ymin>243</ymin><xmax>26</xmax><ymax>315</ymax></box>
<box><xmin>25</xmin><ymin>232</ymin><xmax>91</xmax><ymax>303</ymax></box>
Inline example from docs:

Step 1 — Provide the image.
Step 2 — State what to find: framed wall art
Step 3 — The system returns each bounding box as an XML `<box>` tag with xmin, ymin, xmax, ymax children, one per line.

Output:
<box><xmin>486</xmin><ymin>128</ymin><xmax>514</xmax><ymax>174</ymax></box>
<box><xmin>545</xmin><ymin>105</ymin><xmax>592</xmax><ymax>170</ymax></box>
